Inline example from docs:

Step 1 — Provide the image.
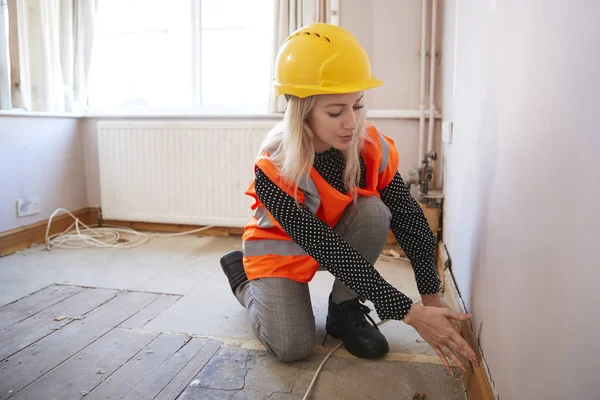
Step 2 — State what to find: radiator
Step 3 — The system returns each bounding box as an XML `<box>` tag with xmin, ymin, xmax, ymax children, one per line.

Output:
<box><xmin>97</xmin><ymin>120</ymin><xmax>276</xmax><ymax>228</ymax></box>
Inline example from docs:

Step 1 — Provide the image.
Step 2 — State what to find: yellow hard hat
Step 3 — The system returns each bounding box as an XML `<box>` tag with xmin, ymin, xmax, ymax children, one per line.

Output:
<box><xmin>273</xmin><ymin>23</ymin><xmax>383</xmax><ymax>98</ymax></box>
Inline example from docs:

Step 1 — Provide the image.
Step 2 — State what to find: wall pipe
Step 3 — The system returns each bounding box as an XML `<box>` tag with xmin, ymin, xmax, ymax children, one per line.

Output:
<box><xmin>418</xmin><ymin>0</ymin><xmax>427</xmax><ymax>164</ymax></box>
<box><xmin>427</xmin><ymin>0</ymin><xmax>438</xmax><ymax>154</ymax></box>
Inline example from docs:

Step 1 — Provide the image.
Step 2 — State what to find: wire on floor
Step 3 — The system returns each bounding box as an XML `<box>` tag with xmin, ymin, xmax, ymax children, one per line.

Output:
<box><xmin>45</xmin><ymin>208</ymin><xmax>215</xmax><ymax>250</ymax></box>
<box><xmin>302</xmin><ymin>320</ymin><xmax>390</xmax><ymax>400</ymax></box>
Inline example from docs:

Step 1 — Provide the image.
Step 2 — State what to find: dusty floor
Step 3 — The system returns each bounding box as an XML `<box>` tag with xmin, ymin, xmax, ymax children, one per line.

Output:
<box><xmin>0</xmin><ymin>235</ymin><xmax>466</xmax><ymax>399</ymax></box>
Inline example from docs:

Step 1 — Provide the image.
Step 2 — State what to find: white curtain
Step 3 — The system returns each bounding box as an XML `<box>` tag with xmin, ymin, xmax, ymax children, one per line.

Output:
<box><xmin>269</xmin><ymin>0</ymin><xmax>331</xmax><ymax>113</ymax></box>
<box><xmin>11</xmin><ymin>0</ymin><xmax>97</xmax><ymax>112</ymax></box>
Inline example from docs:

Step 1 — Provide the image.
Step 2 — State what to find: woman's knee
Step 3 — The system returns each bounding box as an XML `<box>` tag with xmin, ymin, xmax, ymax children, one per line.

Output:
<box><xmin>246</xmin><ymin>278</ymin><xmax>316</xmax><ymax>362</ymax></box>
<box><xmin>345</xmin><ymin>195</ymin><xmax>392</xmax><ymax>235</ymax></box>
<box><xmin>270</xmin><ymin>336</ymin><xmax>315</xmax><ymax>362</ymax></box>
<box><xmin>334</xmin><ymin>196</ymin><xmax>391</xmax><ymax>264</ymax></box>
<box><xmin>256</xmin><ymin>322</ymin><xmax>315</xmax><ymax>362</ymax></box>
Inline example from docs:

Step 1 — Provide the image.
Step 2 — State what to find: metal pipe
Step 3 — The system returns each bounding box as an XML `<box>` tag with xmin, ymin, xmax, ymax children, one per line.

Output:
<box><xmin>427</xmin><ymin>0</ymin><xmax>438</xmax><ymax>154</ymax></box>
<box><xmin>418</xmin><ymin>0</ymin><xmax>427</xmax><ymax>163</ymax></box>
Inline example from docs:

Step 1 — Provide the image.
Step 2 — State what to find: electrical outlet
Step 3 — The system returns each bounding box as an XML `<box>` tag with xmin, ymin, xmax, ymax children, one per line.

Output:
<box><xmin>16</xmin><ymin>197</ymin><xmax>41</xmax><ymax>217</ymax></box>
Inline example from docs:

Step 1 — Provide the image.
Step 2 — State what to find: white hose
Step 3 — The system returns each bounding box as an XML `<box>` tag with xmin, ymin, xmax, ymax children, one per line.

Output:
<box><xmin>44</xmin><ymin>208</ymin><xmax>215</xmax><ymax>250</ymax></box>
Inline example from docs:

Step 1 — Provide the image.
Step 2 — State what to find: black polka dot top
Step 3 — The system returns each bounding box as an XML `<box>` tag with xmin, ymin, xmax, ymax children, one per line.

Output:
<box><xmin>254</xmin><ymin>148</ymin><xmax>440</xmax><ymax>321</ymax></box>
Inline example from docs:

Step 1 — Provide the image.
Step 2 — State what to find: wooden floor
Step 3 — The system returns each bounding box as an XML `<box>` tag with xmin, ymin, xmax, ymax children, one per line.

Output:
<box><xmin>0</xmin><ymin>282</ymin><xmax>468</xmax><ymax>400</ymax></box>
<box><xmin>0</xmin><ymin>284</ymin><xmax>224</xmax><ymax>400</ymax></box>
<box><xmin>0</xmin><ymin>237</ymin><xmax>468</xmax><ymax>400</ymax></box>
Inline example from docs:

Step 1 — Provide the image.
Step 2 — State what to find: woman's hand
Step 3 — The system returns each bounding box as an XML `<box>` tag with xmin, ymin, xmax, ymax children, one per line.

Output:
<box><xmin>403</xmin><ymin>303</ymin><xmax>479</xmax><ymax>374</ymax></box>
<box><xmin>421</xmin><ymin>294</ymin><xmax>461</xmax><ymax>331</ymax></box>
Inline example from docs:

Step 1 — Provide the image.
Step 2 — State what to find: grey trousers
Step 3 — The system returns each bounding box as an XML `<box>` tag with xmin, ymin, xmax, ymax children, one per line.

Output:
<box><xmin>236</xmin><ymin>195</ymin><xmax>392</xmax><ymax>362</ymax></box>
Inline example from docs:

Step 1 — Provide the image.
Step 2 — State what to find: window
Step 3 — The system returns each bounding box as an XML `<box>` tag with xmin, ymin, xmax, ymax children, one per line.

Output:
<box><xmin>87</xmin><ymin>0</ymin><xmax>274</xmax><ymax>111</ymax></box>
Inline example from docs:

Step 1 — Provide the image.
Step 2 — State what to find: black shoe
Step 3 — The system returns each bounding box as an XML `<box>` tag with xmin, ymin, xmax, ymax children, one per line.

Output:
<box><xmin>326</xmin><ymin>295</ymin><xmax>389</xmax><ymax>359</ymax></box>
<box><xmin>220</xmin><ymin>251</ymin><xmax>248</xmax><ymax>294</ymax></box>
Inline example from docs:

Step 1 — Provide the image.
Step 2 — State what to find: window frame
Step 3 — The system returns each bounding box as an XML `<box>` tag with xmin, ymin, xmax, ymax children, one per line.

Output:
<box><xmin>0</xmin><ymin>0</ymin><xmax>12</xmax><ymax>110</ymax></box>
<box><xmin>86</xmin><ymin>0</ymin><xmax>274</xmax><ymax>115</ymax></box>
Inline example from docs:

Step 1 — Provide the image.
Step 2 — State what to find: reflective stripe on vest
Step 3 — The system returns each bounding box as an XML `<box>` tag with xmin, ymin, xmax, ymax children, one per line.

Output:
<box><xmin>243</xmin><ymin>239</ymin><xmax>307</xmax><ymax>256</ymax></box>
<box><xmin>251</xmin><ymin>171</ymin><xmax>320</xmax><ymax>230</ymax></box>
<box><xmin>297</xmin><ymin>173</ymin><xmax>320</xmax><ymax>214</ymax></box>
<box><xmin>377</xmin><ymin>129</ymin><xmax>390</xmax><ymax>174</ymax></box>
<box><xmin>253</xmin><ymin>206</ymin><xmax>274</xmax><ymax>228</ymax></box>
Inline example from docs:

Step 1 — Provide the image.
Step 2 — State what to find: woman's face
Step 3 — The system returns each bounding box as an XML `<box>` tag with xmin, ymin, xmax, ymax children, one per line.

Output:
<box><xmin>306</xmin><ymin>92</ymin><xmax>365</xmax><ymax>153</ymax></box>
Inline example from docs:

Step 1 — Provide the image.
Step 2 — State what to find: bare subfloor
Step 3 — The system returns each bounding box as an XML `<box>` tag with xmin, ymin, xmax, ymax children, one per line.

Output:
<box><xmin>0</xmin><ymin>235</ymin><xmax>466</xmax><ymax>400</ymax></box>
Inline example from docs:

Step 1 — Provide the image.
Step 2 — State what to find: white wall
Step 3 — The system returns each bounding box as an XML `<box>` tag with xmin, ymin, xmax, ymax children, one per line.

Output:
<box><xmin>441</xmin><ymin>1</ymin><xmax>600</xmax><ymax>398</ymax></box>
<box><xmin>0</xmin><ymin>116</ymin><xmax>88</xmax><ymax>232</ymax></box>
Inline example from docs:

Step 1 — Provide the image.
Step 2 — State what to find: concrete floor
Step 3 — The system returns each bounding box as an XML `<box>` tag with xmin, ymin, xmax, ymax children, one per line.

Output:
<box><xmin>0</xmin><ymin>235</ymin><xmax>466</xmax><ymax>399</ymax></box>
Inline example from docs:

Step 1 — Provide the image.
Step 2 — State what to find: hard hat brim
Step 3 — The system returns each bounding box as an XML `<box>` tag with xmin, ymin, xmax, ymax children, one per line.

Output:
<box><xmin>273</xmin><ymin>77</ymin><xmax>384</xmax><ymax>99</ymax></box>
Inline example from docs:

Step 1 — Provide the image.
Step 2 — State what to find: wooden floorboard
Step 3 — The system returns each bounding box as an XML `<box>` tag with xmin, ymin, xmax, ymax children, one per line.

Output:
<box><xmin>0</xmin><ymin>284</ymin><xmax>83</xmax><ymax>329</ymax></box>
<box><xmin>0</xmin><ymin>288</ymin><xmax>118</xmax><ymax>361</ymax></box>
<box><xmin>86</xmin><ymin>333</ymin><xmax>190</xmax><ymax>400</ymax></box>
<box><xmin>0</xmin><ymin>291</ymin><xmax>158</xmax><ymax>399</ymax></box>
<box><xmin>121</xmin><ymin>338</ymin><xmax>211</xmax><ymax>400</ymax></box>
<box><xmin>155</xmin><ymin>339</ymin><xmax>223</xmax><ymax>400</ymax></box>
<box><xmin>119</xmin><ymin>294</ymin><xmax>181</xmax><ymax>330</ymax></box>
<box><xmin>0</xmin><ymin>287</ymin><xmax>225</xmax><ymax>400</ymax></box>
<box><xmin>11</xmin><ymin>328</ymin><xmax>159</xmax><ymax>400</ymax></box>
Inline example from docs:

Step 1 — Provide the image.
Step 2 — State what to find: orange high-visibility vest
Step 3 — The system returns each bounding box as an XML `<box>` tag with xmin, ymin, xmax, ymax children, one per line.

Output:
<box><xmin>242</xmin><ymin>123</ymin><xmax>399</xmax><ymax>283</ymax></box>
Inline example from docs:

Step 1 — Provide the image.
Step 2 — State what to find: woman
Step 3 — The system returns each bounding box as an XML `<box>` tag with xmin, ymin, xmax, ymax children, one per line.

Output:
<box><xmin>221</xmin><ymin>23</ymin><xmax>478</xmax><ymax>373</ymax></box>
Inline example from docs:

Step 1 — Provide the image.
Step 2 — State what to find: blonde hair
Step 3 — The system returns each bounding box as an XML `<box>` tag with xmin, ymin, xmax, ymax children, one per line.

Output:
<box><xmin>258</xmin><ymin>95</ymin><xmax>369</xmax><ymax>201</ymax></box>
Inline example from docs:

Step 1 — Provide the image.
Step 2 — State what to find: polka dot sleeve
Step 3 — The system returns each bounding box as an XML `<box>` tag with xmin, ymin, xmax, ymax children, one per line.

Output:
<box><xmin>254</xmin><ymin>167</ymin><xmax>414</xmax><ymax>321</ymax></box>
<box><xmin>379</xmin><ymin>172</ymin><xmax>441</xmax><ymax>295</ymax></box>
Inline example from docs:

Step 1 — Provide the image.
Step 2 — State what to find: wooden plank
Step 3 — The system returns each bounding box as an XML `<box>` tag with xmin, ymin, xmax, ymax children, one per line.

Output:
<box><xmin>85</xmin><ymin>333</ymin><xmax>190</xmax><ymax>400</ymax></box>
<box><xmin>0</xmin><ymin>288</ymin><xmax>118</xmax><ymax>361</ymax></box>
<box><xmin>442</xmin><ymin>270</ymin><xmax>495</xmax><ymax>400</ymax></box>
<box><xmin>0</xmin><ymin>291</ymin><xmax>158</xmax><ymax>399</ymax></box>
<box><xmin>119</xmin><ymin>294</ymin><xmax>181</xmax><ymax>329</ymax></box>
<box><xmin>90</xmin><ymin>208</ymin><xmax>244</xmax><ymax>238</ymax></box>
<box><xmin>386</xmin><ymin>201</ymin><xmax>440</xmax><ymax>246</ymax></box>
<box><xmin>10</xmin><ymin>328</ymin><xmax>158</xmax><ymax>400</ymax></box>
<box><xmin>229</xmin><ymin>227</ymin><xmax>245</xmax><ymax>235</ymax></box>
<box><xmin>0</xmin><ymin>284</ymin><xmax>83</xmax><ymax>329</ymax></box>
<box><xmin>88</xmin><ymin>207</ymin><xmax>99</xmax><ymax>225</ymax></box>
<box><xmin>437</xmin><ymin>240</ymin><xmax>449</xmax><ymax>292</ymax></box>
<box><xmin>101</xmin><ymin>220</ymin><xmax>231</xmax><ymax>237</ymax></box>
<box><xmin>121</xmin><ymin>337</ymin><xmax>212</xmax><ymax>400</ymax></box>
<box><xmin>0</xmin><ymin>208</ymin><xmax>93</xmax><ymax>257</ymax></box>
<box><xmin>154</xmin><ymin>339</ymin><xmax>223</xmax><ymax>400</ymax></box>
<box><xmin>421</xmin><ymin>203</ymin><xmax>440</xmax><ymax>236</ymax></box>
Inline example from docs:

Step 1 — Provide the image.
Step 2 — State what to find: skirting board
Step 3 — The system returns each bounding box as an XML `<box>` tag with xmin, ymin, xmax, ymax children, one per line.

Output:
<box><xmin>1</xmin><ymin>205</ymin><xmax>438</xmax><ymax>257</ymax></box>
<box><xmin>87</xmin><ymin>208</ymin><xmax>245</xmax><ymax>236</ymax></box>
<box><xmin>440</xmin><ymin>242</ymin><xmax>496</xmax><ymax>400</ymax></box>
<box><xmin>0</xmin><ymin>208</ymin><xmax>94</xmax><ymax>257</ymax></box>
<box><xmin>1</xmin><ymin>199</ymin><xmax>439</xmax><ymax>257</ymax></box>
<box><xmin>0</xmin><ymin>208</ymin><xmax>244</xmax><ymax>257</ymax></box>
